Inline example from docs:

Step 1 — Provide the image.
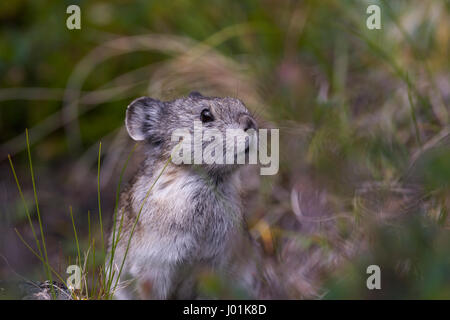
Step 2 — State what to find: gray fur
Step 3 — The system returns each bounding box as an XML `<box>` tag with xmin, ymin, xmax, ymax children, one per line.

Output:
<box><xmin>107</xmin><ymin>92</ymin><xmax>257</xmax><ymax>299</ymax></box>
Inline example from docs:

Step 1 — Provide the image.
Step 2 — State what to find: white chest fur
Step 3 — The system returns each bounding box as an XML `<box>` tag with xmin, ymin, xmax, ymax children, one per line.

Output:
<box><xmin>128</xmin><ymin>167</ymin><xmax>242</xmax><ymax>267</ymax></box>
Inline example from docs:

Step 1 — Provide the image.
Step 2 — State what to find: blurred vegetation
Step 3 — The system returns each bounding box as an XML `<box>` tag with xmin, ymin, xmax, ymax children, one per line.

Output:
<box><xmin>0</xmin><ymin>0</ymin><xmax>449</xmax><ymax>299</ymax></box>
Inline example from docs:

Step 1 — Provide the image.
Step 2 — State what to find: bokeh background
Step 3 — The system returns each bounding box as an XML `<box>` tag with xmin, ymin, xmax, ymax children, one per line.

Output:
<box><xmin>1</xmin><ymin>0</ymin><xmax>449</xmax><ymax>299</ymax></box>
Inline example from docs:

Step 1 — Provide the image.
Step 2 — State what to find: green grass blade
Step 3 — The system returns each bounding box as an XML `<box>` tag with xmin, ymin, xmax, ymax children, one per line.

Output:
<box><xmin>14</xmin><ymin>229</ymin><xmax>66</xmax><ymax>285</ymax></box>
<box><xmin>8</xmin><ymin>155</ymin><xmax>44</xmax><ymax>268</ymax></box>
<box><xmin>91</xmin><ymin>238</ymin><xmax>97</xmax><ymax>298</ymax></box>
<box><xmin>25</xmin><ymin>129</ymin><xmax>55</xmax><ymax>299</ymax></box>
<box><xmin>69</xmin><ymin>206</ymin><xmax>82</xmax><ymax>271</ymax></box>
<box><xmin>97</xmin><ymin>142</ymin><xmax>105</xmax><ymax>254</ymax></box>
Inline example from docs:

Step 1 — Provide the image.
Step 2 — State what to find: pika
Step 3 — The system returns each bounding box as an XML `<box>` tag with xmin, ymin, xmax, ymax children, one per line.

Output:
<box><xmin>107</xmin><ymin>92</ymin><xmax>258</xmax><ymax>299</ymax></box>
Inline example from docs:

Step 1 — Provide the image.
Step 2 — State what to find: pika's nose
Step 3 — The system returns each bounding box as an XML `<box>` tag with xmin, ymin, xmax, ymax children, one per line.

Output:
<box><xmin>239</xmin><ymin>114</ymin><xmax>257</xmax><ymax>132</ymax></box>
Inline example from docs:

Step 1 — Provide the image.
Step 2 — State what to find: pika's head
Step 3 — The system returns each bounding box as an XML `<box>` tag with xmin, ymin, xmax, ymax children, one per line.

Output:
<box><xmin>125</xmin><ymin>92</ymin><xmax>258</xmax><ymax>174</ymax></box>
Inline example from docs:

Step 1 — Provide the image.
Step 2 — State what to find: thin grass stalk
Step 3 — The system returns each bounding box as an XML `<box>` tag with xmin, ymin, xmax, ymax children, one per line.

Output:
<box><xmin>14</xmin><ymin>229</ymin><xmax>67</xmax><ymax>286</ymax></box>
<box><xmin>97</xmin><ymin>142</ymin><xmax>105</xmax><ymax>254</ymax></box>
<box><xmin>8</xmin><ymin>155</ymin><xmax>44</xmax><ymax>272</ymax></box>
<box><xmin>91</xmin><ymin>238</ymin><xmax>97</xmax><ymax>298</ymax></box>
<box><xmin>106</xmin><ymin>208</ymin><xmax>126</xmax><ymax>298</ymax></box>
<box><xmin>25</xmin><ymin>129</ymin><xmax>55</xmax><ymax>299</ymax></box>
<box><xmin>406</xmin><ymin>76</ymin><xmax>422</xmax><ymax>147</ymax></box>
<box><xmin>69</xmin><ymin>206</ymin><xmax>82</xmax><ymax>273</ymax></box>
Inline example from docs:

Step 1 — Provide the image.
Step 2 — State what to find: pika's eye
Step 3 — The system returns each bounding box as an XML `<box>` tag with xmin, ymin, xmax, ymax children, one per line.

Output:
<box><xmin>200</xmin><ymin>108</ymin><xmax>214</xmax><ymax>123</ymax></box>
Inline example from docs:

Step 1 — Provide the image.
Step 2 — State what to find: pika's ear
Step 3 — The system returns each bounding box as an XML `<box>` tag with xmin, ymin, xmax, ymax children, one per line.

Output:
<box><xmin>125</xmin><ymin>97</ymin><xmax>162</xmax><ymax>141</ymax></box>
<box><xmin>189</xmin><ymin>91</ymin><xmax>203</xmax><ymax>98</ymax></box>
